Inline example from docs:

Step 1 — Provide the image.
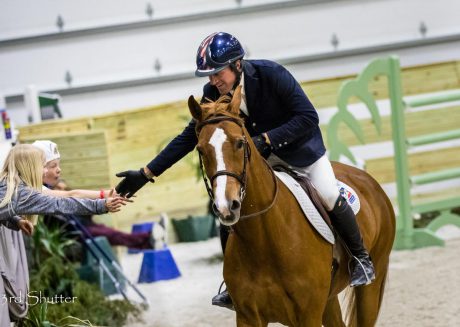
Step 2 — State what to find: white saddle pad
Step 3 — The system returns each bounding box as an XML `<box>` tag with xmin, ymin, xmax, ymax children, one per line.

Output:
<box><xmin>274</xmin><ymin>172</ymin><xmax>361</xmax><ymax>245</ymax></box>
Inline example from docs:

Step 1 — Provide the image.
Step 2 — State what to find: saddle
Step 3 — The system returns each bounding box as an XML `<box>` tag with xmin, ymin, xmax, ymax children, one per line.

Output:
<box><xmin>273</xmin><ymin>165</ymin><xmax>332</xmax><ymax>229</ymax></box>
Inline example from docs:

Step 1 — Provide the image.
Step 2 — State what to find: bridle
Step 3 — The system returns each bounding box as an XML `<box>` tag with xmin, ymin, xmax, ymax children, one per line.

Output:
<box><xmin>196</xmin><ymin>116</ymin><xmax>249</xmax><ymax>202</ymax></box>
<box><xmin>196</xmin><ymin>115</ymin><xmax>279</xmax><ymax>220</ymax></box>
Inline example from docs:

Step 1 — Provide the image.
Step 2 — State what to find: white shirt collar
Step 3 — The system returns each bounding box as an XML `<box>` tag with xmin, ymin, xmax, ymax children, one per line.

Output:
<box><xmin>239</xmin><ymin>72</ymin><xmax>249</xmax><ymax>116</ymax></box>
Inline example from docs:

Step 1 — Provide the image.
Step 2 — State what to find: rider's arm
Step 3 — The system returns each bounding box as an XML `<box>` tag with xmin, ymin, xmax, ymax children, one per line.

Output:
<box><xmin>145</xmin><ymin>116</ymin><xmax>199</xmax><ymax>177</ymax></box>
<box><xmin>265</xmin><ymin>64</ymin><xmax>319</xmax><ymax>150</ymax></box>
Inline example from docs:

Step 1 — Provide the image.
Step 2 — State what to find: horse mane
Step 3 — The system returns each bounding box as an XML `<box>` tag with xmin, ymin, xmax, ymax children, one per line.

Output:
<box><xmin>200</xmin><ymin>95</ymin><xmax>244</xmax><ymax>125</ymax></box>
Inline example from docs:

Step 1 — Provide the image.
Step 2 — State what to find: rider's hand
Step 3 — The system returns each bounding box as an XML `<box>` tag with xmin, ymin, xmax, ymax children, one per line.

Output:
<box><xmin>115</xmin><ymin>168</ymin><xmax>154</xmax><ymax>198</ymax></box>
<box><xmin>251</xmin><ymin>134</ymin><xmax>271</xmax><ymax>159</ymax></box>
<box><xmin>18</xmin><ymin>219</ymin><xmax>34</xmax><ymax>236</ymax></box>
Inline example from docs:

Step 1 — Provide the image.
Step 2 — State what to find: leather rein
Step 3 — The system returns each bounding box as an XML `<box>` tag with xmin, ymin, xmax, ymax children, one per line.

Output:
<box><xmin>196</xmin><ymin>115</ymin><xmax>279</xmax><ymax>220</ymax></box>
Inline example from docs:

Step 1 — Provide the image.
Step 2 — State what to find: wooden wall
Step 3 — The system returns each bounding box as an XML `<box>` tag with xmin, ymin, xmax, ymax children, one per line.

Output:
<box><xmin>18</xmin><ymin>59</ymin><xmax>460</xmax><ymax>231</ymax></box>
<box><xmin>22</xmin><ymin>131</ymin><xmax>111</xmax><ymax>190</ymax></box>
<box><xmin>19</xmin><ymin>102</ymin><xmax>207</xmax><ymax>231</ymax></box>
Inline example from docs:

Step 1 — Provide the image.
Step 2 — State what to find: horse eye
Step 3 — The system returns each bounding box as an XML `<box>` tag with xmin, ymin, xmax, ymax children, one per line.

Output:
<box><xmin>236</xmin><ymin>140</ymin><xmax>244</xmax><ymax>149</ymax></box>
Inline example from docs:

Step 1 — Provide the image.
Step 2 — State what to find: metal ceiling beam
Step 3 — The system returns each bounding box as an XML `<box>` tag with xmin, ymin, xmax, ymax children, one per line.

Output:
<box><xmin>0</xmin><ymin>0</ymin><xmax>344</xmax><ymax>47</ymax></box>
<box><xmin>5</xmin><ymin>31</ymin><xmax>460</xmax><ymax>105</ymax></box>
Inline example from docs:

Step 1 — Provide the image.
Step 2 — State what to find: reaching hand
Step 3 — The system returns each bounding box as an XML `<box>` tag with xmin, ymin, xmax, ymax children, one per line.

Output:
<box><xmin>115</xmin><ymin>168</ymin><xmax>154</xmax><ymax>198</ymax></box>
<box><xmin>104</xmin><ymin>196</ymin><xmax>129</xmax><ymax>212</ymax></box>
<box><xmin>19</xmin><ymin>219</ymin><xmax>34</xmax><ymax>236</ymax></box>
<box><xmin>107</xmin><ymin>188</ymin><xmax>134</xmax><ymax>202</ymax></box>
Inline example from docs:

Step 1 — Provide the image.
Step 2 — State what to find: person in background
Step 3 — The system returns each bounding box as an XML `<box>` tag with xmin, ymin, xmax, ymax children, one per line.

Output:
<box><xmin>32</xmin><ymin>140</ymin><xmax>158</xmax><ymax>250</ymax></box>
<box><xmin>0</xmin><ymin>150</ymin><xmax>34</xmax><ymax>324</ymax></box>
<box><xmin>114</xmin><ymin>32</ymin><xmax>375</xmax><ymax>309</ymax></box>
<box><xmin>0</xmin><ymin>144</ymin><xmax>125</xmax><ymax>325</ymax></box>
<box><xmin>0</xmin><ymin>143</ymin><xmax>123</xmax><ymax>220</ymax></box>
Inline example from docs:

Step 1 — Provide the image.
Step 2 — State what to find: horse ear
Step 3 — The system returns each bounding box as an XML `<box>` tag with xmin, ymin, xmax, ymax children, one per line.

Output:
<box><xmin>188</xmin><ymin>95</ymin><xmax>202</xmax><ymax>121</ymax></box>
<box><xmin>229</xmin><ymin>85</ymin><xmax>242</xmax><ymax>115</ymax></box>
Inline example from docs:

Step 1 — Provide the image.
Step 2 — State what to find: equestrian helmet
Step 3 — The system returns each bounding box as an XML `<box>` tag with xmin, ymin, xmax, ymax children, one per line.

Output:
<box><xmin>195</xmin><ymin>32</ymin><xmax>245</xmax><ymax>77</ymax></box>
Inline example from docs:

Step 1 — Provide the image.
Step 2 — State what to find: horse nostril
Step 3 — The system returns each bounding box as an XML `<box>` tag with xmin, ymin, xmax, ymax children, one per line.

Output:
<box><xmin>231</xmin><ymin>200</ymin><xmax>241</xmax><ymax>211</ymax></box>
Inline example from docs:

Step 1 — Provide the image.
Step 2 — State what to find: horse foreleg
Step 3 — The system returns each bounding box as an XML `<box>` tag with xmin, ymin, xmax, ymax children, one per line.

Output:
<box><xmin>236</xmin><ymin>312</ymin><xmax>268</xmax><ymax>327</ymax></box>
<box><xmin>322</xmin><ymin>296</ymin><xmax>345</xmax><ymax>327</ymax></box>
<box><xmin>296</xmin><ymin>311</ymin><xmax>325</xmax><ymax>327</ymax></box>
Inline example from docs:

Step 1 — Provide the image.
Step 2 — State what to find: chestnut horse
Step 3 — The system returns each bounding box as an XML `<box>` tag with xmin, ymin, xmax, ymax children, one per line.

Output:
<box><xmin>188</xmin><ymin>86</ymin><xmax>395</xmax><ymax>327</ymax></box>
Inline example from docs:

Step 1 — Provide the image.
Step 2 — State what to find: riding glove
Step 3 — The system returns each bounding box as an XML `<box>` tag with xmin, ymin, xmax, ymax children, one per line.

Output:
<box><xmin>115</xmin><ymin>168</ymin><xmax>154</xmax><ymax>198</ymax></box>
<box><xmin>251</xmin><ymin>134</ymin><xmax>271</xmax><ymax>159</ymax></box>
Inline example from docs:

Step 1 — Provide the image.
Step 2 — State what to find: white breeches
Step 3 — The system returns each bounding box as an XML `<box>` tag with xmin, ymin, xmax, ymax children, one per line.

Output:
<box><xmin>268</xmin><ymin>154</ymin><xmax>339</xmax><ymax>211</ymax></box>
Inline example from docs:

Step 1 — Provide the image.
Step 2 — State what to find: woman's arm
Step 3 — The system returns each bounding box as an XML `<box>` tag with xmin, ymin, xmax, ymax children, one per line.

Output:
<box><xmin>43</xmin><ymin>188</ymin><xmax>112</xmax><ymax>199</ymax></box>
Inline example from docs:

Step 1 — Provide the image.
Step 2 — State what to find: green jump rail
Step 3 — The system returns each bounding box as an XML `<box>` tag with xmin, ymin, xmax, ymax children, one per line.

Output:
<box><xmin>327</xmin><ymin>56</ymin><xmax>460</xmax><ymax>250</ymax></box>
<box><xmin>404</xmin><ymin>90</ymin><xmax>460</xmax><ymax>107</ymax></box>
<box><xmin>411</xmin><ymin>168</ymin><xmax>460</xmax><ymax>185</ymax></box>
<box><xmin>407</xmin><ymin>129</ymin><xmax>460</xmax><ymax>146</ymax></box>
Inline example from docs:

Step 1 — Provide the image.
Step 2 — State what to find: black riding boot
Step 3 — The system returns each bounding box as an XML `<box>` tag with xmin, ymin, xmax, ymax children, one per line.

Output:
<box><xmin>329</xmin><ymin>196</ymin><xmax>375</xmax><ymax>287</ymax></box>
<box><xmin>212</xmin><ymin>226</ymin><xmax>234</xmax><ymax>309</ymax></box>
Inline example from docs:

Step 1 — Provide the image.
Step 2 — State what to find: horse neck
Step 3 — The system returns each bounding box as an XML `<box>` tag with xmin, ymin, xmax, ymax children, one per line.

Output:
<box><xmin>239</xmin><ymin>130</ymin><xmax>278</xmax><ymax>224</ymax></box>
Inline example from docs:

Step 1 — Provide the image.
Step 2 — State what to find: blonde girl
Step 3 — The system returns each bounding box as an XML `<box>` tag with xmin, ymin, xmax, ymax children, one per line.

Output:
<box><xmin>0</xmin><ymin>144</ymin><xmax>124</xmax><ymax>235</ymax></box>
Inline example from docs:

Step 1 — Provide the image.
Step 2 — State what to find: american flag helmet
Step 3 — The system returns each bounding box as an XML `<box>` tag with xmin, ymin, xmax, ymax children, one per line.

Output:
<box><xmin>195</xmin><ymin>32</ymin><xmax>245</xmax><ymax>77</ymax></box>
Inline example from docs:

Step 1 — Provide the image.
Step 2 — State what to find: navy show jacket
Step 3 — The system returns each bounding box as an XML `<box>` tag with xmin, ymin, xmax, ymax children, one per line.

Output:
<box><xmin>147</xmin><ymin>59</ymin><xmax>326</xmax><ymax>176</ymax></box>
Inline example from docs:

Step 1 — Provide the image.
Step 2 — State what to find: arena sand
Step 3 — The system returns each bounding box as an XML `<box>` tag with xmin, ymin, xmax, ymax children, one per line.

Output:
<box><xmin>121</xmin><ymin>226</ymin><xmax>460</xmax><ymax>327</ymax></box>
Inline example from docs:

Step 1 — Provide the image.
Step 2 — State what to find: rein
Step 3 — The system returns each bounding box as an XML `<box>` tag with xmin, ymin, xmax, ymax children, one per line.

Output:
<box><xmin>239</xmin><ymin>158</ymin><xmax>279</xmax><ymax>220</ymax></box>
<box><xmin>196</xmin><ymin>115</ymin><xmax>279</xmax><ymax>220</ymax></box>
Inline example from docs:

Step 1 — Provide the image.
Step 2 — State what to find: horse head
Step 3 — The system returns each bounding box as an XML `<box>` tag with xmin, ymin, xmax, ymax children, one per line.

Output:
<box><xmin>188</xmin><ymin>86</ymin><xmax>249</xmax><ymax>226</ymax></box>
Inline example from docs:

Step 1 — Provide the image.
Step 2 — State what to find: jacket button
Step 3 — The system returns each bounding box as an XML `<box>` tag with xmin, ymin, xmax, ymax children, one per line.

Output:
<box><xmin>284</xmin><ymin>141</ymin><xmax>287</xmax><ymax>145</ymax></box>
<box><xmin>252</xmin><ymin>122</ymin><xmax>256</xmax><ymax>127</ymax></box>
<box><xmin>278</xmin><ymin>144</ymin><xmax>282</xmax><ymax>147</ymax></box>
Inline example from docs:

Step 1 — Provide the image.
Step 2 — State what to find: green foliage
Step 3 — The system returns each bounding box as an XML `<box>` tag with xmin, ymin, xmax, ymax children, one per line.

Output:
<box><xmin>18</xmin><ymin>301</ymin><xmax>53</xmax><ymax>327</ymax></box>
<box><xmin>19</xmin><ymin>219</ymin><xmax>143</xmax><ymax>327</ymax></box>
<box><xmin>17</xmin><ymin>302</ymin><xmax>95</xmax><ymax>327</ymax></box>
<box><xmin>41</xmin><ymin>281</ymin><xmax>142</xmax><ymax>327</ymax></box>
<box><xmin>30</xmin><ymin>256</ymin><xmax>78</xmax><ymax>298</ymax></box>
<box><xmin>29</xmin><ymin>218</ymin><xmax>77</xmax><ymax>266</ymax></box>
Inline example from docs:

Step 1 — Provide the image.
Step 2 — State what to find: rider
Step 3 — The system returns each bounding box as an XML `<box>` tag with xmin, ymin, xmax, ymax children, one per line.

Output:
<box><xmin>115</xmin><ymin>32</ymin><xmax>375</xmax><ymax>308</ymax></box>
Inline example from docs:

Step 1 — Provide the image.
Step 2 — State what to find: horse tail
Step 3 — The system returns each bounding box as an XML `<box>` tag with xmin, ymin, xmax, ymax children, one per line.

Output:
<box><xmin>343</xmin><ymin>287</ymin><xmax>357</xmax><ymax>327</ymax></box>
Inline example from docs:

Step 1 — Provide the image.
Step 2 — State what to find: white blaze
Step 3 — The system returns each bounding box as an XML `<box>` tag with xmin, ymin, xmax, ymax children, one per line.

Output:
<box><xmin>209</xmin><ymin>128</ymin><xmax>228</xmax><ymax>210</ymax></box>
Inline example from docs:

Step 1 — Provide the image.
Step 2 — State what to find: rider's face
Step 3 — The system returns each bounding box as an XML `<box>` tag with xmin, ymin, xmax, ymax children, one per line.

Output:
<box><xmin>208</xmin><ymin>61</ymin><xmax>241</xmax><ymax>95</ymax></box>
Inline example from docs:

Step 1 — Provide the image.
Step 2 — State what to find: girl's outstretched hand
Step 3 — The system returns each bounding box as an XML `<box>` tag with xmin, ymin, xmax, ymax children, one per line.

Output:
<box><xmin>105</xmin><ymin>196</ymin><xmax>131</xmax><ymax>212</ymax></box>
<box><xmin>19</xmin><ymin>219</ymin><xmax>34</xmax><ymax>236</ymax></box>
<box><xmin>107</xmin><ymin>188</ymin><xmax>134</xmax><ymax>203</ymax></box>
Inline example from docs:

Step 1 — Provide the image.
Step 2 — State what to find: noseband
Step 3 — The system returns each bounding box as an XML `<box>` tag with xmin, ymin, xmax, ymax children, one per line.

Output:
<box><xmin>196</xmin><ymin>115</ymin><xmax>279</xmax><ymax>220</ymax></box>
